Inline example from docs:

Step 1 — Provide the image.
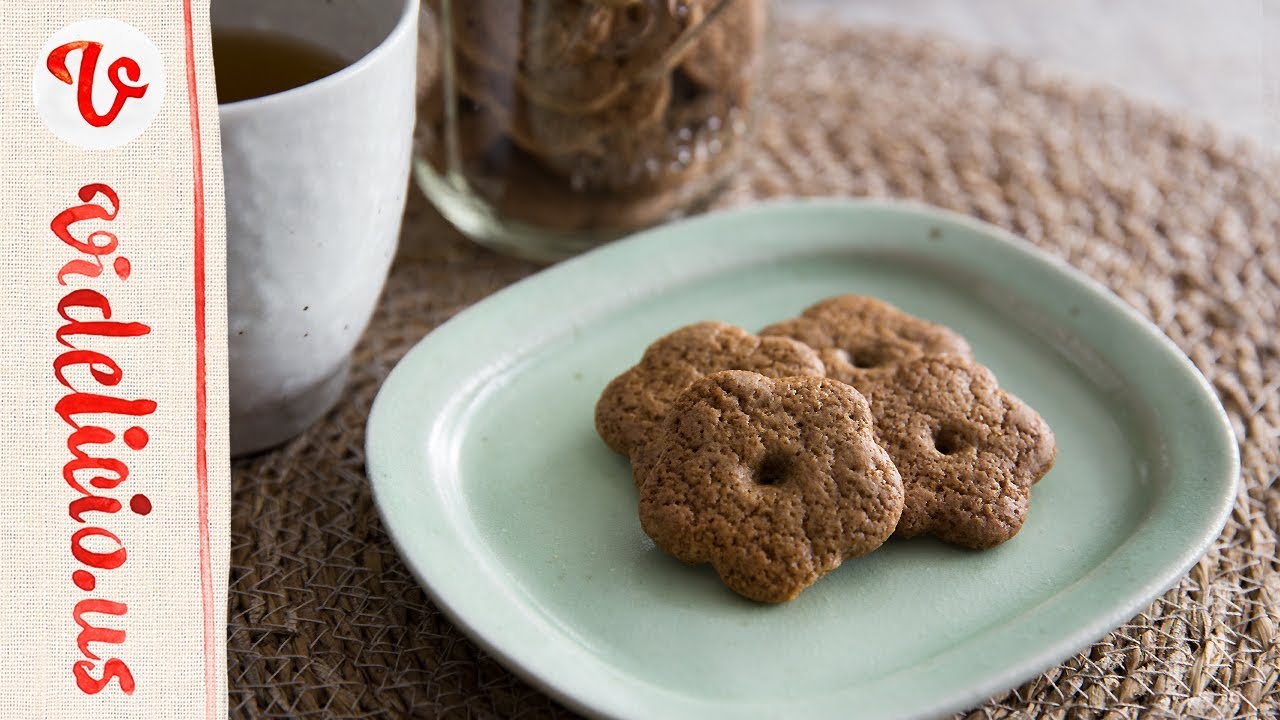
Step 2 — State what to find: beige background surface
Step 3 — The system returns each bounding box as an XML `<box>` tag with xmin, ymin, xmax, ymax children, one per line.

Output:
<box><xmin>787</xmin><ymin>0</ymin><xmax>1279</xmax><ymax>148</ymax></box>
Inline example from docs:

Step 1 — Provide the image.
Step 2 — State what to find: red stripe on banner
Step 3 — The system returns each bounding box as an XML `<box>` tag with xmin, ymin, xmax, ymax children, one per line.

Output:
<box><xmin>181</xmin><ymin>1</ymin><xmax>217</xmax><ymax>718</ymax></box>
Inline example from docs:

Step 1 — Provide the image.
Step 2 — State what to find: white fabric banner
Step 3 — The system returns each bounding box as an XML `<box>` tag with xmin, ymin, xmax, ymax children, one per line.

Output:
<box><xmin>0</xmin><ymin>2</ymin><xmax>229</xmax><ymax>718</ymax></box>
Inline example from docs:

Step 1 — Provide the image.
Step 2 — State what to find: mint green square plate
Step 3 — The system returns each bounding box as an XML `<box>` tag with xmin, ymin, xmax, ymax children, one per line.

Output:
<box><xmin>366</xmin><ymin>199</ymin><xmax>1238</xmax><ymax>719</ymax></box>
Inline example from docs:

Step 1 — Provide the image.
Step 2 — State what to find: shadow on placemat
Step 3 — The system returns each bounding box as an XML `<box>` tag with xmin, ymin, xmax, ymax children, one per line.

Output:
<box><xmin>229</xmin><ymin>23</ymin><xmax>1280</xmax><ymax>720</ymax></box>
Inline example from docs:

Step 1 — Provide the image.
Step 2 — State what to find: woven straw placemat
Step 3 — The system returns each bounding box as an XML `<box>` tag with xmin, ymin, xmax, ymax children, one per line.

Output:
<box><xmin>228</xmin><ymin>21</ymin><xmax>1280</xmax><ymax>719</ymax></box>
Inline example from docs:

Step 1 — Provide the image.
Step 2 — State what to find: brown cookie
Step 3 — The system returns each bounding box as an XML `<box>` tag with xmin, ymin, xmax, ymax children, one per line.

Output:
<box><xmin>759</xmin><ymin>295</ymin><xmax>972</xmax><ymax>388</ymax></box>
<box><xmin>638</xmin><ymin>371</ymin><xmax>904</xmax><ymax>603</ymax></box>
<box><xmin>454</xmin><ymin>51</ymin><xmax>671</xmax><ymax>156</ymax></box>
<box><xmin>862</xmin><ymin>355</ymin><xmax>1057</xmax><ymax>549</ymax></box>
<box><xmin>415</xmin><ymin>89</ymin><xmax>720</xmax><ymax>235</ymax></box>
<box><xmin>680</xmin><ymin>0</ymin><xmax>766</xmax><ymax>90</ymax></box>
<box><xmin>594</xmin><ymin>321</ymin><xmax>824</xmax><ymax>463</ymax></box>
<box><xmin>508</xmin><ymin>1</ymin><xmax>700</xmax><ymax>113</ymax></box>
<box><xmin>450</xmin><ymin>0</ymin><xmax>605</xmax><ymax>76</ymax></box>
<box><xmin>541</xmin><ymin>71</ymin><xmax>749</xmax><ymax>192</ymax></box>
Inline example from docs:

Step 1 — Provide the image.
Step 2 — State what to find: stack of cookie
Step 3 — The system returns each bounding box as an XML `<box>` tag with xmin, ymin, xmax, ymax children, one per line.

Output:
<box><xmin>419</xmin><ymin>0</ymin><xmax>765</xmax><ymax>233</ymax></box>
<box><xmin>594</xmin><ymin>296</ymin><xmax>1057</xmax><ymax>603</ymax></box>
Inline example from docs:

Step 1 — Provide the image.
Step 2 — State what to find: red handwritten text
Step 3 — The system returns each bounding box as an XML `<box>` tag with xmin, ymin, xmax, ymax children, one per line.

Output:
<box><xmin>54</xmin><ymin>183</ymin><xmax>154</xmax><ymax>695</ymax></box>
<box><xmin>47</xmin><ymin>42</ymin><xmax>149</xmax><ymax>128</ymax></box>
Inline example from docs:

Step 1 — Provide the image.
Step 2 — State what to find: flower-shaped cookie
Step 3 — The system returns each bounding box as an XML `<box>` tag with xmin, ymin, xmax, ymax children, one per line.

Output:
<box><xmin>594</xmin><ymin>321</ymin><xmax>824</xmax><ymax>476</ymax></box>
<box><xmin>760</xmin><ymin>295</ymin><xmax>971</xmax><ymax>388</ymax></box>
<box><xmin>862</xmin><ymin>355</ymin><xmax>1057</xmax><ymax>549</ymax></box>
<box><xmin>639</xmin><ymin>371</ymin><xmax>904</xmax><ymax>603</ymax></box>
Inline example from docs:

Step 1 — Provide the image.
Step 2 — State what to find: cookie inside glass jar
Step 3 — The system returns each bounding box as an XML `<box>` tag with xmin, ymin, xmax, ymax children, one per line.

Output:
<box><xmin>415</xmin><ymin>0</ymin><xmax>768</xmax><ymax>260</ymax></box>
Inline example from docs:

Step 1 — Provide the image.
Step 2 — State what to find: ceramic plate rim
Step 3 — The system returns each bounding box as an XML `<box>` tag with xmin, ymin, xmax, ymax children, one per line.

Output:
<box><xmin>366</xmin><ymin>198</ymin><xmax>1239</xmax><ymax>719</ymax></box>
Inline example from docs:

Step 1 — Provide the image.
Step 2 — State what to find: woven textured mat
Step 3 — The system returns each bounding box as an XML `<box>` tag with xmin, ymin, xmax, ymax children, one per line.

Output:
<box><xmin>228</xmin><ymin>21</ymin><xmax>1280</xmax><ymax>719</ymax></box>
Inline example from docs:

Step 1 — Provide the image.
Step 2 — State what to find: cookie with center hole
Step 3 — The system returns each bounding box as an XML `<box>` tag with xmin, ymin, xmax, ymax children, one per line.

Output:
<box><xmin>760</xmin><ymin>294</ymin><xmax>972</xmax><ymax>388</ymax></box>
<box><xmin>594</xmin><ymin>321</ymin><xmax>824</xmax><ymax>480</ymax></box>
<box><xmin>638</xmin><ymin>370</ymin><xmax>904</xmax><ymax>603</ymax></box>
<box><xmin>862</xmin><ymin>355</ymin><xmax>1057</xmax><ymax>549</ymax></box>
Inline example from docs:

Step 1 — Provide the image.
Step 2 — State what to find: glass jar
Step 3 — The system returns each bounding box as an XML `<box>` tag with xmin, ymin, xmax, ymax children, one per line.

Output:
<box><xmin>415</xmin><ymin>0</ymin><xmax>767</xmax><ymax>261</ymax></box>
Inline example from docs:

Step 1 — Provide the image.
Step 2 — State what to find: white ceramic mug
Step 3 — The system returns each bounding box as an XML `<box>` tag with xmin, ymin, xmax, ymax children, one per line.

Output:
<box><xmin>215</xmin><ymin>0</ymin><xmax>417</xmax><ymax>455</ymax></box>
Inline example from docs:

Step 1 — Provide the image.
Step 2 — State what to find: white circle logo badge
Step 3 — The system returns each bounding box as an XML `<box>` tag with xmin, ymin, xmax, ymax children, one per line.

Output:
<box><xmin>34</xmin><ymin>19</ymin><xmax>165</xmax><ymax>150</ymax></box>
